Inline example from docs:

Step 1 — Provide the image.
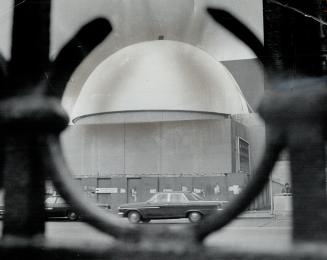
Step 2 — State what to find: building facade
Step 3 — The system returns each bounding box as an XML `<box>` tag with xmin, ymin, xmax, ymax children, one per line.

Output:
<box><xmin>59</xmin><ymin>40</ymin><xmax>268</xmax><ymax>211</ymax></box>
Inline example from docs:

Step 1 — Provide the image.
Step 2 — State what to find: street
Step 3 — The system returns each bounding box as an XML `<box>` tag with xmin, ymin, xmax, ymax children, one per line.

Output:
<box><xmin>0</xmin><ymin>217</ymin><xmax>292</xmax><ymax>251</ymax></box>
<box><xmin>205</xmin><ymin>217</ymin><xmax>291</xmax><ymax>251</ymax></box>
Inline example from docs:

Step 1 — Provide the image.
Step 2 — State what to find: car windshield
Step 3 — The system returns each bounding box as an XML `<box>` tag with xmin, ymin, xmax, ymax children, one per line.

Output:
<box><xmin>45</xmin><ymin>197</ymin><xmax>56</xmax><ymax>204</ymax></box>
<box><xmin>45</xmin><ymin>196</ymin><xmax>66</xmax><ymax>204</ymax></box>
<box><xmin>57</xmin><ymin>197</ymin><xmax>66</xmax><ymax>204</ymax></box>
<box><xmin>184</xmin><ymin>192</ymin><xmax>204</xmax><ymax>201</ymax></box>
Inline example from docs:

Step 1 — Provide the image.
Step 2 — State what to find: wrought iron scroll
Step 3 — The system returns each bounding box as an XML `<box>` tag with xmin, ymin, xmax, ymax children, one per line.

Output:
<box><xmin>0</xmin><ymin>0</ymin><xmax>112</xmax><ymax>238</ymax></box>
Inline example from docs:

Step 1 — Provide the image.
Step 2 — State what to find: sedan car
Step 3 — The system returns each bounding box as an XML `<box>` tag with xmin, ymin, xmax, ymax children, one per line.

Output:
<box><xmin>118</xmin><ymin>191</ymin><xmax>227</xmax><ymax>223</ymax></box>
<box><xmin>0</xmin><ymin>196</ymin><xmax>111</xmax><ymax>221</ymax></box>
<box><xmin>45</xmin><ymin>196</ymin><xmax>80</xmax><ymax>220</ymax></box>
<box><xmin>45</xmin><ymin>195</ymin><xmax>111</xmax><ymax>220</ymax></box>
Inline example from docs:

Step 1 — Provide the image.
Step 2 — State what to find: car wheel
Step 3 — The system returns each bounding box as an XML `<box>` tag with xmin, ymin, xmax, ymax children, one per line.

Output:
<box><xmin>128</xmin><ymin>211</ymin><xmax>141</xmax><ymax>224</ymax></box>
<box><xmin>188</xmin><ymin>212</ymin><xmax>202</xmax><ymax>223</ymax></box>
<box><xmin>142</xmin><ymin>219</ymin><xmax>151</xmax><ymax>223</ymax></box>
<box><xmin>67</xmin><ymin>211</ymin><xmax>79</xmax><ymax>221</ymax></box>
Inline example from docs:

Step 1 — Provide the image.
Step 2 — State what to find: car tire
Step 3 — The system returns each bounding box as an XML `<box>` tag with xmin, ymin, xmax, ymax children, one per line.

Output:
<box><xmin>67</xmin><ymin>211</ymin><xmax>79</xmax><ymax>221</ymax></box>
<box><xmin>128</xmin><ymin>211</ymin><xmax>141</xmax><ymax>224</ymax></box>
<box><xmin>188</xmin><ymin>212</ymin><xmax>202</xmax><ymax>223</ymax></box>
<box><xmin>142</xmin><ymin>219</ymin><xmax>151</xmax><ymax>223</ymax></box>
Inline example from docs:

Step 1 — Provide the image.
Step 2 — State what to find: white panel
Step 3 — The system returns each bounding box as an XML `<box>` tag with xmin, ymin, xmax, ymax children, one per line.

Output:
<box><xmin>61</xmin><ymin>124</ymin><xmax>125</xmax><ymax>175</ymax></box>
<box><xmin>160</xmin><ymin>120</ymin><xmax>232</xmax><ymax>174</ymax></box>
<box><xmin>125</xmin><ymin>123</ymin><xmax>161</xmax><ymax>174</ymax></box>
<box><xmin>60</xmin><ymin>125</ymin><xmax>97</xmax><ymax>175</ymax></box>
<box><xmin>60</xmin><ymin>126</ymin><xmax>84</xmax><ymax>174</ymax></box>
<box><xmin>95</xmin><ymin>124</ymin><xmax>125</xmax><ymax>174</ymax></box>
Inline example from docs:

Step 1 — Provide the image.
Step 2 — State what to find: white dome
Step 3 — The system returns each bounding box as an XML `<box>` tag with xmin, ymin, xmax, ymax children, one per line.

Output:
<box><xmin>72</xmin><ymin>40</ymin><xmax>249</xmax><ymax>124</ymax></box>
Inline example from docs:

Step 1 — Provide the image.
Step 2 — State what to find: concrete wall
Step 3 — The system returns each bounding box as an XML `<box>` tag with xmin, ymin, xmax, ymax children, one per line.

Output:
<box><xmin>160</xmin><ymin>120</ymin><xmax>232</xmax><ymax>174</ymax></box>
<box><xmin>61</xmin><ymin>119</ymin><xmax>234</xmax><ymax>176</ymax></box>
<box><xmin>59</xmin><ymin>116</ymin><xmax>270</xmax><ymax>210</ymax></box>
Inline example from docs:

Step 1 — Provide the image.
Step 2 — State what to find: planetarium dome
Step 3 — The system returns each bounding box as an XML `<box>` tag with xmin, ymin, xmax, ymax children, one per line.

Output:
<box><xmin>71</xmin><ymin>40</ymin><xmax>250</xmax><ymax>124</ymax></box>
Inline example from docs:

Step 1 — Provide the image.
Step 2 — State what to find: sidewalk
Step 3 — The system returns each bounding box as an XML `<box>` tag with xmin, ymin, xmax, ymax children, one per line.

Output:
<box><xmin>239</xmin><ymin>210</ymin><xmax>293</xmax><ymax>220</ymax></box>
<box><xmin>239</xmin><ymin>210</ymin><xmax>275</xmax><ymax>219</ymax></box>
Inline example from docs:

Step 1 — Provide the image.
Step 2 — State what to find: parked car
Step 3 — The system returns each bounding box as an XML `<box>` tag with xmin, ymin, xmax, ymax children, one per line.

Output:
<box><xmin>118</xmin><ymin>191</ymin><xmax>227</xmax><ymax>223</ymax></box>
<box><xmin>45</xmin><ymin>195</ymin><xmax>111</xmax><ymax>220</ymax></box>
<box><xmin>45</xmin><ymin>196</ymin><xmax>79</xmax><ymax>220</ymax></box>
<box><xmin>0</xmin><ymin>196</ymin><xmax>111</xmax><ymax>221</ymax></box>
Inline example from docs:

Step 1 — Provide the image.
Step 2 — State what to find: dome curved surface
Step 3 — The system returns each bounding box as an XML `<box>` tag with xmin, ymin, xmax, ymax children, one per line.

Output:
<box><xmin>72</xmin><ymin>40</ymin><xmax>249</xmax><ymax>124</ymax></box>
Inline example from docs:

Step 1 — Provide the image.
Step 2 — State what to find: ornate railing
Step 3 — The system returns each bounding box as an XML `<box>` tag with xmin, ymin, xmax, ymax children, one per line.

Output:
<box><xmin>0</xmin><ymin>1</ymin><xmax>326</xmax><ymax>259</ymax></box>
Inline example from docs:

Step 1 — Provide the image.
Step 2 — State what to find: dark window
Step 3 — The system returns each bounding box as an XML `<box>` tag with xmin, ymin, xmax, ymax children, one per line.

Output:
<box><xmin>185</xmin><ymin>192</ymin><xmax>204</xmax><ymax>201</ymax></box>
<box><xmin>148</xmin><ymin>193</ymin><xmax>168</xmax><ymax>203</ymax></box>
<box><xmin>170</xmin><ymin>193</ymin><xmax>187</xmax><ymax>203</ymax></box>
<box><xmin>239</xmin><ymin>138</ymin><xmax>250</xmax><ymax>174</ymax></box>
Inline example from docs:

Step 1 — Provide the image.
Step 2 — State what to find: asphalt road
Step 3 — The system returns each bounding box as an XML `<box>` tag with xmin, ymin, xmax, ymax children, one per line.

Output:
<box><xmin>0</xmin><ymin>217</ymin><xmax>292</xmax><ymax>251</ymax></box>
<box><xmin>205</xmin><ymin>218</ymin><xmax>291</xmax><ymax>251</ymax></box>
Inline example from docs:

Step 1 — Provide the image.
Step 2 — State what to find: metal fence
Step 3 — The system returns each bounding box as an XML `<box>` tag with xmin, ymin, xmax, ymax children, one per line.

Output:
<box><xmin>0</xmin><ymin>1</ymin><xmax>326</xmax><ymax>259</ymax></box>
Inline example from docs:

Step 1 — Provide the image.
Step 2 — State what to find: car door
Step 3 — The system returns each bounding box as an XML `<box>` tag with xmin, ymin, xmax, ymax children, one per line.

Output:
<box><xmin>165</xmin><ymin>193</ymin><xmax>189</xmax><ymax>218</ymax></box>
<box><xmin>46</xmin><ymin>196</ymin><xmax>67</xmax><ymax>218</ymax></box>
<box><xmin>45</xmin><ymin>196</ymin><xmax>57</xmax><ymax>218</ymax></box>
<box><xmin>142</xmin><ymin>193</ymin><xmax>169</xmax><ymax>218</ymax></box>
<box><xmin>55</xmin><ymin>197</ymin><xmax>70</xmax><ymax>217</ymax></box>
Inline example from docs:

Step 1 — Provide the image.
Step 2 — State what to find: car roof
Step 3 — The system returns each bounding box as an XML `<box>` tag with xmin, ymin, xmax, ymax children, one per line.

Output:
<box><xmin>155</xmin><ymin>191</ymin><xmax>193</xmax><ymax>194</ymax></box>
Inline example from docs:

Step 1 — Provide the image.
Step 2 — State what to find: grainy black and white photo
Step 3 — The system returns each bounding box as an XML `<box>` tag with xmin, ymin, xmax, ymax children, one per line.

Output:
<box><xmin>0</xmin><ymin>1</ymin><xmax>326</xmax><ymax>259</ymax></box>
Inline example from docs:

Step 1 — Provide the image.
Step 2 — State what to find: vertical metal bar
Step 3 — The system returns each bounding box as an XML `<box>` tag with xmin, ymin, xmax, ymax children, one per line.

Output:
<box><xmin>3</xmin><ymin>135</ymin><xmax>46</xmax><ymax>237</ymax></box>
<box><xmin>269</xmin><ymin>175</ymin><xmax>273</xmax><ymax>215</ymax></box>
<box><xmin>289</xmin><ymin>122</ymin><xmax>327</xmax><ymax>242</ymax></box>
<box><xmin>263</xmin><ymin>0</ymin><xmax>325</xmax><ymax>242</ymax></box>
<box><xmin>263</xmin><ymin>0</ymin><xmax>322</xmax><ymax>80</ymax></box>
<box><xmin>263</xmin><ymin>0</ymin><xmax>289</xmax><ymax>77</ymax></box>
<box><xmin>2</xmin><ymin>0</ymin><xmax>51</xmax><ymax>237</ymax></box>
<box><xmin>288</xmin><ymin>0</ymin><xmax>322</xmax><ymax>77</ymax></box>
<box><xmin>8</xmin><ymin>0</ymin><xmax>51</xmax><ymax>95</ymax></box>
